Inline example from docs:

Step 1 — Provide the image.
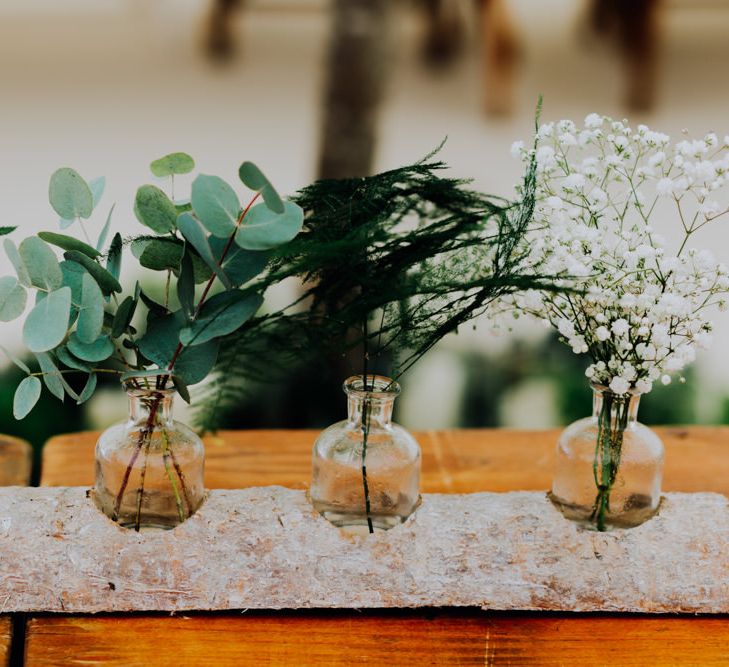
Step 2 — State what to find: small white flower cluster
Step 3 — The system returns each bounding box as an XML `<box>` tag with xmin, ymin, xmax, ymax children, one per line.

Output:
<box><xmin>511</xmin><ymin>114</ymin><xmax>729</xmax><ymax>395</ymax></box>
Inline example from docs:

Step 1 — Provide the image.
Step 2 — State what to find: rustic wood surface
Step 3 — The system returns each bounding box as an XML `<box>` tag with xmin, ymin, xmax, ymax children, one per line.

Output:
<box><xmin>24</xmin><ymin>613</ymin><xmax>729</xmax><ymax>667</ymax></box>
<box><xmin>1</xmin><ymin>435</ymin><xmax>27</xmax><ymax>667</ymax></box>
<box><xmin>0</xmin><ymin>616</ymin><xmax>9</xmax><ymax>667</ymax></box>
<box><xmin>0</xmin><ymin>434</ymin><xmax>32</xmax><ymax>487</ymax></box>
<box><xmin>4</xmin><ymin>487</ymin><xmax>725</xmax><ymax>614</ymax></box>
<box><xmin>24</xmin><ymin>426</ymin><xmax>729</xmax><ymax>665</ymax></box>
<box><xmin>39</xmin><ymin>426</ymin><xmax>729</xmax><ymax>493</ymax></box>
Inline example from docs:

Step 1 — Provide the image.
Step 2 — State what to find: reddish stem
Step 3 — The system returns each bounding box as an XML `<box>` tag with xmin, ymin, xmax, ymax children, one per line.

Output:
<box><xmin>112</xmin><ymin>191</ymin><xmax>262</xmax><ymax>527</ymax></box>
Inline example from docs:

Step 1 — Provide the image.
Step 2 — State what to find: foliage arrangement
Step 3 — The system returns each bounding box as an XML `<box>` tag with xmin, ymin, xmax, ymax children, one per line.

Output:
<box><xmin>510</xmin><ymin>114</ymin><xmax>729</xmax><ymax>529</ymax></box>
<box><xmin>200</xmin><ymin>152</ymin><xmax>558</xmax><ymax>421</ymax></box>
<box><xmin>198</xmin><ymin>147</ymin><xmax>560</xmax><ymax>531</ymax></box>
<box><xmin>0</xmin><ymin>153</ymin><xmax>303</xmax><ymax>526</ymax></box>
<box><xmin>1</xmin><ymin>154</ymin><xmax>302</xmax><ymax>416</ymax></box>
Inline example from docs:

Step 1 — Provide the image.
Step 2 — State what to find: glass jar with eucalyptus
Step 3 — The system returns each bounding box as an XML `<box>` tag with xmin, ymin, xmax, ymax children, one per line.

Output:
<box><xmin>310</xmin><ymin>375</ymin><xmax>421</xmax><ymax>533</ymax></box>
<box><xmin>94</xmin><ymin>377</ymin><xmax>205</xmax><ymax>531</ymax></box>
<box><xmin>550</xmin><ymin>383</ymin><xmax>664</xmax><ymax>531</ymax></box>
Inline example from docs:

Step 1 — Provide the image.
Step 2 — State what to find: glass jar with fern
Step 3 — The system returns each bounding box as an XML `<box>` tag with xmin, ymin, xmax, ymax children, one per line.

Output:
<box><xmin>310</xmin><ymin>375</ymin><xmax>421</xmax><ymax>533</ymax></box>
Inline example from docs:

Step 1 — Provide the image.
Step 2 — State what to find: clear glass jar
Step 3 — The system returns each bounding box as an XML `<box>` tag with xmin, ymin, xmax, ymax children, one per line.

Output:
<box><xmin>310</xmin><ymin>375</ymin><xmax>421</xmax><ymax>533</ymax></box>
<box><xmin>94</xmin><ymin>379</ymin><xmax>205</xmax><ymax>531</ymax></box>
<box><xmin>550</xmin><ymin>383</ymin><xmax>664</xmax><ymax>531</ymax></box>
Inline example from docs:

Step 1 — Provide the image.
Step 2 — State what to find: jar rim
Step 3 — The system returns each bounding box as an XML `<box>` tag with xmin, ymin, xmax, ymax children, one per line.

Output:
<box><xmin>343</xmin><ymin>374</ymin><xmax>400</xmax><ymax>397</ymax></box>
<box><xmin>122</xmin><ymin>374</ymin><xmax>175</xmax><ymax>397</ymax></box>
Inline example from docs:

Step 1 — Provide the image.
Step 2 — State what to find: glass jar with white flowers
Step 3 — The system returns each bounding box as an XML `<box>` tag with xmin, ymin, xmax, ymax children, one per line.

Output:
<box><xmin>511</xmin><ymin>113</ymin><xmax>729</xmax><ymax>531</ymax></box>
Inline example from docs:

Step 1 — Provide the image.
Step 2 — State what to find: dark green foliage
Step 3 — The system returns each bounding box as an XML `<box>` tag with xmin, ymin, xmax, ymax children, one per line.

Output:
<box><xmin>196</xmin><ymin>153</ymin><xmax>558</xmax><ymax>430</ymax></box>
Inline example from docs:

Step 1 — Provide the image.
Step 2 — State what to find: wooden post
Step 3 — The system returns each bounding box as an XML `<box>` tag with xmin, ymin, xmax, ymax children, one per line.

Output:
<box><xmin>317</xmin><ymin>0</ymin><xmax>390</xmax><ymax>179</ymax></box>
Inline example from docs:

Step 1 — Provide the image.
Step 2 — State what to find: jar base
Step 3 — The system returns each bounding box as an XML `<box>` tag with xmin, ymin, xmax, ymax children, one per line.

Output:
<box><xmin>317</xmin><ymin>508</ymin><xmax>407</xmax><ymax>533</ymax></box>
<box><xmin>549</xmin><ymin>492</ymin><xmax>660</xmax><ymax>530</ymax></box>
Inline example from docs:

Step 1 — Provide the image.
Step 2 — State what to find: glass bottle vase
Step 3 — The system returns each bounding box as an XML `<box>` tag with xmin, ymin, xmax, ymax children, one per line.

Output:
<box><xmin>94</xmin><ymin>378</ymin><xmax>205</xmax><ymax>530</ymax></box>
<box><xmin>310</xmin><ymin>375</ymin><xmax>421</xmax><ymax>533</ymax></box>
<box><xmin>550</xmin><ymin>383</ymin><xmax>664</xmax><ymax>531</ymax></box>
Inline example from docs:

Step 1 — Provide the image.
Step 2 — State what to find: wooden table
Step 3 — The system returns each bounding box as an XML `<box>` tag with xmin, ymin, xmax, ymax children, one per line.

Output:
<box><xmin>1</xmin><ymin>434</ymin><xmax>31</xmax><ymax>667</ymax></box>
<box><xmin>0</xmin><ymin>434</ymin><xmax>32</xmax><ymax>487</ymax></box>
<box><xmin>18</xmin><ymin>427</ymin><xmax>729</xmax><ymax>665</ymax></box>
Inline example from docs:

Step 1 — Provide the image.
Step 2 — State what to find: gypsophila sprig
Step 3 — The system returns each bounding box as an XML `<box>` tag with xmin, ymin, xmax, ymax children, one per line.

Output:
<box><xmin>511</xmin><ymin>114</ymin><xmax>729</xmax><ymax>395</ymax></box>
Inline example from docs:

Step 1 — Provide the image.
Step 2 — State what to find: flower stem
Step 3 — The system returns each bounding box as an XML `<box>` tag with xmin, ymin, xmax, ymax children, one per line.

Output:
<box><xmin>590</xmin><ymin>391</ymin><xmax>628</xmax><ymax>531</ymax></box>
<box><xmin>134</xmin><ymin>432</ymin><xmax>152</xmax><ymax>532</ymax></box>
<box><xmin>111</xmin><ymin>192</ymin><xmax>262</xmax><ymax>527</ymax></box>
<box><xmin>361</xmin><ymin>316</ymin><xmax>374</xmax><ymax>534</ymax></box>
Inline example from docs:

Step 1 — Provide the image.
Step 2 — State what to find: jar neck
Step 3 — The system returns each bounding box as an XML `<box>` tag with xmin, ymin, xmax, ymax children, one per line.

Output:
<box><xmin>591</xmin><ymin>385</ymin><xmax>641</xmax><ymax>429</ymax></box>
<box><xmin>344</xmin><ymin>375</ymin><xmax>400</xmax><ymax>431</ymax></box>
<box><xmin>127</xmin><ymin>391</ymin><xmax>175</xmax><ymax>428</ymax></box>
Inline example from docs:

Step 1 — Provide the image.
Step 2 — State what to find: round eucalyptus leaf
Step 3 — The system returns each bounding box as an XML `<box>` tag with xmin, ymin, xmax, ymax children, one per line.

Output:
<box><xmin>35</xmin><ymin>351</ymin><xmax>65</xmax><ymax>401</ymax></box>
<box><xmin>13</xmin><ymin>376</ymin><xmax>42</xmax><ymax>420</ymax></box>
<box><xmin>89</xmin><ymin>176</ymin><xmax>106</xmax><ymax>209</ymax></box>
<box><xmin>56</xmin><ymin>345</ymin><xmax>91</xmax><ymax>372</ymax></box>
<box><xmin>0</xmin><ymin>276</ymin><xmax>27</xmax><ymax>321</ymax></box>
<box><xmin>191</xmin><ymin>174</ymin><xmax>239</xmax><ymax>237</ymax></box>
<box><xmin>67</xmin><ymin>332</ymin><xmax>114</xmax><ymax>362</ymax></box>
<box><xmin>138</xmin><ymin>311</ymin><xmax>183</xmax><ymax>367</ymax></box>
<box><xmin>4</xmin><ymin>239</ymin><xmax>31</xmax><ymax>287</ymax></box>
<box><xmin>106</xmin><ymin>233</ymin><xmax>123</xmax><ymax>281</ymax></box>
<box><xmin>209</xmin><ymin>238</ymin><xmax>270</xmax><ymax>286</ymax></box>
<box><xmin>63</xmin><ymin>251</ymin><xmax>122</xmax><ymax>294</ymax></box>
<box><xmin>38</xmin><ymin>231</ymin><xmax>100</xmax><ymax>259</ymax></box>
<box><xmin>22</xmin><ymin>286</ymin><xmax>71</xmax><ymax>352</ymax></box>
<box><xmin>238</xmin><ymin>161</ymin><xmax>285</xmax><ymax>214</ymax></box>
<box><xmin>77</xmin><ymin>272</ymin><xmax>105</xmax><ymax>343</ymax></box>
<box><xmin>96</xmin><ymin>203</ymin><xmax>115</xmax><ymax>252</ymax></box>
<box><xmin>235</xmin><ymin>201</ymin><xmax>304</xmax><ymax>251</ymax></box>
<box><xmin>60</xmin><ymin>259</ymin><xmax>87</xmax><ymax>305</ymax></box>
<box><xmin>19</xmin><ymin>237</ymin><xmax>63</xmax><ymax>291</ymax></box>
<box><xmin>177</xmin><ymin>213</ymin><xmax>231</xmax><ymax>288</ymax></box>
<box><xmin>76</xmin><ymin>372</ymin><xmax>98</xmax><ymax>405</ymax></box>
<box><xmin>138</xmin><ymin>238</ymin><xmax>183</xmax><ymax>272</ymax></box>
<box><xmin>151</xmin><ymin>152</ymin><xmax>195</xmax><ymax>177</ymax></box>
<box><xmin>111</xmin><ymin>295</ymin><xmax>137</xmax><ymax>338</ymax></box>
<box><xmin>173</xmin><ymin>339</ymin><xmax>219</xmax><ymax>385</ymax></box>
<box><xmin>0</xmin><ymin>344</ymin><xmax>30</xmax><ymax>374</ymax></box>
<box><xmin>49</xmin><ymin>168</ymin><xmax>93</xmax><ymax>220</ymax></box>
<box><xmin>134</xmin><ymin>184</ymin><xmax>177</xmax><ymax>234</ymax></box>
<box><xmin>180</xmin><ymin>291</ymin><xmax>263</xmax><ymax>346</ymax></box>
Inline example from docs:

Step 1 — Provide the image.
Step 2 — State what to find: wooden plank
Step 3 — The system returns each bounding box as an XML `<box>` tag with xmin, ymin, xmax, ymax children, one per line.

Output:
<box><xmin>0</xmin><ymin>617</ymin><xmax>9</xmax><ymax>667</ymax></box>
<box><xmin>40</xmin><ymin>426</ymin><xmax>729</xmax><ymax>494</ymax></box>
<box><xmin>24</xmin><ymin>613</ymin><xmax>729</xmax><ymax>666</ymax></box>
<box><xmin>0</xmin><ymin>434</ymin><xmax>32</xmax><ymax>487</ymax></box>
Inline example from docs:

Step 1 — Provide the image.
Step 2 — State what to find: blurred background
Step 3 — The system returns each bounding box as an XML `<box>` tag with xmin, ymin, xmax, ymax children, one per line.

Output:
<box><xmin>2</xmin><ymin>0</ymin><xmax>728</xmax><ymax>464</ymax></box>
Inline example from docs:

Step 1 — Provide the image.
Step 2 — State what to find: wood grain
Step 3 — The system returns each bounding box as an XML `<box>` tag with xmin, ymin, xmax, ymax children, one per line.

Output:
<box><xmin>0</xmin><ymin>616</ymin><xmax>9</xmax><ymax>667</ymax></box>
<box><xmin>39</xmin><ymin>426</ymin><xmax>729</xmax><ymax>493</ymax></box>
<box><xmin>24</xmin><ymin>613</ymin><xmax>729</xmax><ymax>666</ymax></box>
<box><xmin>0</xmin><ymin>434</ymin><xmax>32</xmax><ymax>487</ymax></box>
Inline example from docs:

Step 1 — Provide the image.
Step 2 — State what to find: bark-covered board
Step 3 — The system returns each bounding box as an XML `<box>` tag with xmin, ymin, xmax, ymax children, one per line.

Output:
<box><xmin>0</xmin><ymin>486</ymin><xmax>726</xmax><ymax>614</ymax></box>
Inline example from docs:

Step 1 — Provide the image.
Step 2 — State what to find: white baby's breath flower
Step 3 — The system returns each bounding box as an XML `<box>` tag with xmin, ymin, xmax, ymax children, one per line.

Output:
<box><xmin>595</xmin><ymin>326</ymin><xmax>610</xmax><ymax>341</ymax></box>
<box><xmin>611</xmin><ymin>319</ymin><xmax>630</xmax><ymax>336</ymax></box>
<box><xmin>609</xmin><ymin>377</ymin><xmax>630</xmax><ymax>395</ymax></box>
<box><xmin>510</xmin><ymin>140</ymin><xmax>525</xmax><ymax>158</ymax></box>
<box><xmin>656</xmin><ymin>177</ymin><xmax>675</xmax><ymax>196</ymax></box>
<box><xmin>507</xmin><ymin>114</ymin><xmax>729</xmax><ymax>396</ymax></box>
<box><xmin>585</xmin><ymin>113</ymin><xmax>603</xmax><ymax>129</ymax></box>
